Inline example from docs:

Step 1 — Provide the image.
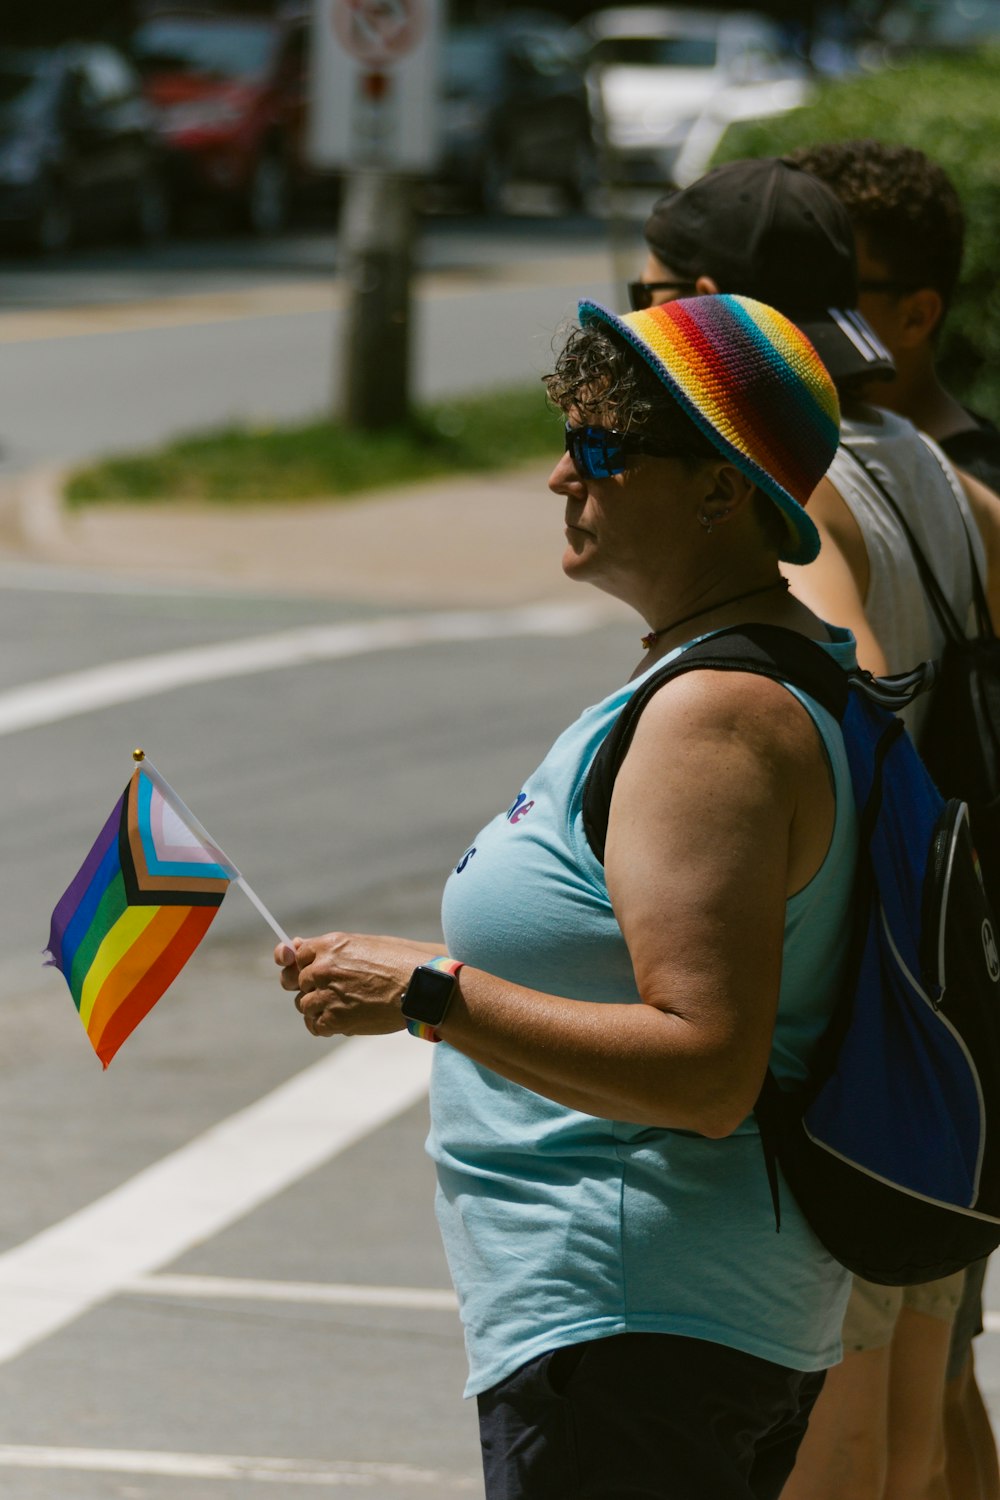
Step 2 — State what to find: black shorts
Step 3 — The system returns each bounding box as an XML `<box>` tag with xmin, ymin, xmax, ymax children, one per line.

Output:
<box><xmin>947</xmin><ymin>1256</ymin><xmax>990</xmax><ymax>1383</ymax></box>
<box><xmin>477</xmin><ymin>1331</ymin><xmax>825</xmax><ymax>1500</ymax></box>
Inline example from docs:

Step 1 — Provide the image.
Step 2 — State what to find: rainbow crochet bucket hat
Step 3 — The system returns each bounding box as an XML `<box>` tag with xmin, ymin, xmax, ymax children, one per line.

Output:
<box><xmin>578</xmin><ymin>294</ymin><xmax>841</xmax><ymax>565</ymax></box>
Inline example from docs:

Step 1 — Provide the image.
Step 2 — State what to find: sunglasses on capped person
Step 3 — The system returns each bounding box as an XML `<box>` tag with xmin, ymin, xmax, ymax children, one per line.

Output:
<box><xmin>564</xmin><ymin>423</ymin><xmax>677</xmax><ymax>479</ymax></box>
<box><xmin>627</xmin><ymin>278</ymin><xmax>697</xmax><ymax>311</ymax></box>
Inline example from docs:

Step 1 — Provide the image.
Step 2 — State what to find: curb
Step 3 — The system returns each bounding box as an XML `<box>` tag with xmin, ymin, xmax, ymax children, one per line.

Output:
<box><xmin>0</xmin><ymin>460</ymin><xmax>610</xmax><ymax>610</ymax></box>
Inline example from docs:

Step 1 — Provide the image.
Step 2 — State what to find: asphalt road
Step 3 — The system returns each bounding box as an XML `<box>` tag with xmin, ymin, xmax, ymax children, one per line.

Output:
<box><xmin>0</xmin><ymin>559</ymin><xmax>638</xmax><ymax>1499</ymax></box>
<box><xmin>0</xmin><ymin>214</ymin><xmax>627</xmax><ymax>475</ymax></box>
<box><xmin>0</xmin><ymin>219</ymin><xmax>640</xmax><ymax>1495</ymax></box>
<box><xmin>0</xmin><ymin>213</ymin><xmax>624</xmax><ymax>308</ymax></box>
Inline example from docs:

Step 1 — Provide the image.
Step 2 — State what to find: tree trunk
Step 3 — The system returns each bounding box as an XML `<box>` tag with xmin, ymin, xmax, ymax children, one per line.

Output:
<box><xmin>340</xmin><ymin>169</ymin><xmax>414</xmax><ymax>430</ymax></box>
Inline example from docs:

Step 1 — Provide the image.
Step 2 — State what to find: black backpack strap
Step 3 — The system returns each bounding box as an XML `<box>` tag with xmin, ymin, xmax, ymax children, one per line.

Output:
<box><xmin>580</xmin><ymin>622</ymin><xmax>848</xmax><ymax>1232</ymax></box>
<box><xmin>755</xmin><ymin>1069</ymin><xmax>788</xmax><ymax>1233</ymax></box>
<box><xmin>756</xmin><ymin>705</ymin><xmax>905</xmax><ymax>1234</ymax></box>
<box><xmin>841</xmin><ymin>442</ymin><xmax>994</xmax><ymax>642</ymax></box>
<box><xmin>579</xmin><ymin>622</ymin><xmax>925</xmax><ymax>1234</ymax></box>
<box><xmin>582</xmin><ymin>624</ymin><xmax>849</xmax><ymax>865</ymax></box>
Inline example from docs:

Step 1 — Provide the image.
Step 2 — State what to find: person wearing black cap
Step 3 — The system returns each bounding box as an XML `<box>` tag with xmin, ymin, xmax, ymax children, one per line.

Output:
<box><xmin>792</xmin><ymin>139</ymin><xmax>1000</xmax><ymax>498</ymax></box>
<box><xmin>634</xmin><ymin>157</ymin><xmax>999</xmax><ymax>1500</ymax></box>
<box><xmin>634</xmin><ymin>156</ymin><xmax>896</xmax><ymax>392</ymax></box>
<box><xmin>636</xmin><ymin>156</ymin><xmax>1000</xmax><ymax>720</ymax></box>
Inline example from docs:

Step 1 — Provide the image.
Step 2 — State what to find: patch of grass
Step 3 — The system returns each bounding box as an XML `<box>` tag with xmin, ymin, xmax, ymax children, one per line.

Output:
<box><xmin>65</xmin><ymin>385</ymin><xmax>562</xmax><ymax>507</ymax></box>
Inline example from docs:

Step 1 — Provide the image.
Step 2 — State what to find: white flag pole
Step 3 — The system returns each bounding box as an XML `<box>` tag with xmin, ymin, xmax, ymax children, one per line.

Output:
<box><xmin>131</xmin><ymin>750</ymin><xmax>292</xmax><ymax>948</ymax></box>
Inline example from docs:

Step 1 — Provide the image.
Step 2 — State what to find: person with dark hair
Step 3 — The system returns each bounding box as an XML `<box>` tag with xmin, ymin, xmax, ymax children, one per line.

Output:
<box><xmin>791</xmin><ymin>138</ymin><xmax>1000</xmax><ymax>1500</ymax></box>
<box><xmin>277</xmin><ymin>293</ymin><xmax>859</xmax><ymax>1500</ymax></box>
<box><xmin>791</xmin><ymin>139</ymin><xmax>1000</xmax><ymax>496</ymax></box>
<box><xmin>636</xmin><ymin>156</ymin><xmax>1000</xmax><ymax>701</ymax></box>
<box><xmin>634</xmin><ymin>155</ymin><xmax>1000</xmax><ymax>1500</ymax></box>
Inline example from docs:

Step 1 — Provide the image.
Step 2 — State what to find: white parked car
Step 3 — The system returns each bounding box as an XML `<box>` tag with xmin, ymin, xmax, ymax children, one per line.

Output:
<box><xmin>576</xmin><ymin>7</ymin><xmax>810</xmax><ymax>187</ymax></box>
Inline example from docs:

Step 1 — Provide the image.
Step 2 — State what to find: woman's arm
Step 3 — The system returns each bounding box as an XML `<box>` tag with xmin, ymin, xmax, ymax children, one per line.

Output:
<box><xmin>784</xmin><ymin>476</ymin><xmax>890</xmax><ymax>676</ymax></box>
<box><xmin>279</xmin><ymin>670</ymin><xmax>834</xmax><ymax>1137</ymax></box>
<box><xmin>789</xmin><ymin>467</ymin><xmax>1000</xmax><ymax>661</ymax></box>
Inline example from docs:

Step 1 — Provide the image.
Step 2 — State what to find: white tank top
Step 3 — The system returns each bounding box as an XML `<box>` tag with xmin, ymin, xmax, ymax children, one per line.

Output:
<box><xmin>826</xmin><ymin>406</ymin><xmax>987</xmax><ymax>736</ymax></box>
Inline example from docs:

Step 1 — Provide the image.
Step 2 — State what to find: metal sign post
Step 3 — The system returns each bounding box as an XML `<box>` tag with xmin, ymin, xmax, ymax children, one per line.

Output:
<box><xmin>310</xmin><ymin>0</ymin><xmax>441</xmax><ymax>429</ymax></box>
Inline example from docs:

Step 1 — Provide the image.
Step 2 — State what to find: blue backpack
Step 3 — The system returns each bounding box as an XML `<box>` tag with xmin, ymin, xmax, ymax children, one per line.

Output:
<box><xmin>582</xmin><ymin>624</ymin><xmax>1000</xmax><ymax>1286</ymax></box>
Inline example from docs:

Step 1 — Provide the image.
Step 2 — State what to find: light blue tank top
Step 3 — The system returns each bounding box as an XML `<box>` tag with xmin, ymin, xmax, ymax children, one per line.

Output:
<box><xmin>431</xmin><ymin>630</ymin><xmax>858</xmax><ymax>1396</ymax></box>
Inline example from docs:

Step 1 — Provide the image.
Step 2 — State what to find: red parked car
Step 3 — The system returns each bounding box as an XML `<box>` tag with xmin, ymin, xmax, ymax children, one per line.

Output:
<box><xmin>131</xmin><ymin>3</ymin><xmax>313</xmax><ymax>233</ymax></box>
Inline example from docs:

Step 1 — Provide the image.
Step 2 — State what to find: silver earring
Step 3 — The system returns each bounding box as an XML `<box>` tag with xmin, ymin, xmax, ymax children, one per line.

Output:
<box><xmin>699</xmin><ymin>507</ymin><xmax>731</xmax><ymax>533</ymax></box>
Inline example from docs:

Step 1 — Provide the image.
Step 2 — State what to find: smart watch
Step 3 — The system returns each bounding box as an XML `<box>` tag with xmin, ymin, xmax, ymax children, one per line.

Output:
<box><xmin>400</xmin><ymin>956</ymin><xmax>463</xmax><ymax>1042</ymax></box>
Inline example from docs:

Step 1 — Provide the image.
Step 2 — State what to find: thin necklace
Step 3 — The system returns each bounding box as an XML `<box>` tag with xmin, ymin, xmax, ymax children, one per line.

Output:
<box><xmin>640</xmin><ymin>578</ymin><xmax>789</xmax><ymax>651</ymax></box>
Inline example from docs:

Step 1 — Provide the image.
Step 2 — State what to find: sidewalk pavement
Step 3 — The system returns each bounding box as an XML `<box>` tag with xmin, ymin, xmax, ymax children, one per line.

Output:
<box><xmin>0</xmin><ymin>461</ymin><xmax>628</xmax><ymax>612</ymax></box>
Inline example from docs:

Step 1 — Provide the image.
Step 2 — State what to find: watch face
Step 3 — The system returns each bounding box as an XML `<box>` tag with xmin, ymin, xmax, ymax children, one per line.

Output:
<box><xmin>402</xmin><ymin>966</ymin><xmax>455</xmax><ymax>1025</ymax></box>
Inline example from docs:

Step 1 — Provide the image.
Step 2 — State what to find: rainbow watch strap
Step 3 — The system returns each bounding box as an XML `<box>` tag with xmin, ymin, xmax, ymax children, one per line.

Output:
<box><xmin>406</xmin><ymin>956</ymin><xmax>463</xmax><ymax>1042</ymax></box>
<box><xmin>406</xmin><ymin>1020</ymin><xmax>443</xmax><ymax>1041</ymax></box>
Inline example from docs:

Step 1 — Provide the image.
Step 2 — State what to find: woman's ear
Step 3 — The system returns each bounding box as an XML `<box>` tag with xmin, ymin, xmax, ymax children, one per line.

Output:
<box><xmin>694</xmin><ymin>274</ymin><xmax>720</xmax><ymax>297</ymax></box>
<box><xmin>698</xmin><ymin>463</ymin><xmax>756</xmax><ymax>525</ymax></box>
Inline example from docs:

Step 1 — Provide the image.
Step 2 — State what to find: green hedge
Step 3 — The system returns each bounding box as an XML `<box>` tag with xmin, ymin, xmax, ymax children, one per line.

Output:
<box><xmin>715</xmin><ymin>48</ymin><xmax>1000</xmax><ymax>420</ymax></box>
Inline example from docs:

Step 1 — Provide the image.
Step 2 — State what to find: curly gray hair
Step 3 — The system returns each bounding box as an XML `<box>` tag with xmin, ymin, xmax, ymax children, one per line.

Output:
<box><xmin>543</xmin><ymin>323</ymin><xmax>719</xmax><ymax>463</ymax></box>
<box><xmin>544</xmin><ymin>320</ymin><xmax>790</xmax><ymax>554</ymax></box>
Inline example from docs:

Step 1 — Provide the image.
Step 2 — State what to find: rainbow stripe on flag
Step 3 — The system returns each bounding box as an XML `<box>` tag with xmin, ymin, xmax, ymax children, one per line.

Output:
<box><xmin>45</xmin><ymin>765</ymin><xmax>233</xmax><ymax>1067</ymax></box>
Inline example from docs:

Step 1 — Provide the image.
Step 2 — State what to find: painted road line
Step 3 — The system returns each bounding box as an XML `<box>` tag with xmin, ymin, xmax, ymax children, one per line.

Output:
<box><xmin>0</xmin><ymin>254</ymin><xmax>608</xmax><ymax>345</ymax></box>
<box><xmin>0</xmin><ymin>1445</ymin><xmax>477</xmax><ymax>1490</ymax></box>
<box><xmin>0</xmin><ymin>561</ymin><xmax>324</xmax><ymax>599</ymax></box>
<box><xmin>0</xmin><ymin>281</ymin><xmax>341</xmax><ymax>344</ymax></box>
<box><xmin>0</xmin><ymin>602</ymin><xmax>609</xmax><ymax>737</ymax></box>
<box><xmin>0</xmin><ymin>1033</ymin><xmax>431</xmax><ymax>1365</ymax></box>
<box><xmin>128</xmin><ymin>1272</ymin><xmax>458</xmax><ymax>1311</ymax></box>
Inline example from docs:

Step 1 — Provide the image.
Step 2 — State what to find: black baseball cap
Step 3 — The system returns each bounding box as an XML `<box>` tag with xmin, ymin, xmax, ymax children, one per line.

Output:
<box><xmin>643</xmin><ymin>157</ymin><xmax>894</xmax><ymax>385</ymax></box>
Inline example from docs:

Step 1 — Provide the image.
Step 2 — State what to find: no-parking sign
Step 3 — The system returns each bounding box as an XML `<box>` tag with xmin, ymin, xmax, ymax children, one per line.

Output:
<box><xmin>309</xmin><ymin>0</ymin><xmax>441</xmax><ymax>171</ymax></box>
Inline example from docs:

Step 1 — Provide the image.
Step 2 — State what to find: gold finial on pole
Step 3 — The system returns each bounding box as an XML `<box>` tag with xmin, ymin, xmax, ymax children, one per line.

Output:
<box><xmin>132</xmin><ymin>748</ymin><xmax>146</xmax><ymax>762</ymax></box>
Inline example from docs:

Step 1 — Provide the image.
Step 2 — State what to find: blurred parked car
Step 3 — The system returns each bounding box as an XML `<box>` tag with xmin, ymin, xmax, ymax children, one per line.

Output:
<box><xmin>434</xmin><ymin>12</ymin><xmax>597</xmax><ymax>214</ymax></box>
<box><xmin>576</xmin><ymin>6</ymin><xmax>809</xmax><ymax>188</ymax></box>
<box><xmin>131</xmin><ymin>3</ymin><xmax>312</xmax><ymax>233</ymax></box>
<box><xmin>0</xmin><ymin>43</ymin><xmax>166</xmax><ymax>254</ymax></box>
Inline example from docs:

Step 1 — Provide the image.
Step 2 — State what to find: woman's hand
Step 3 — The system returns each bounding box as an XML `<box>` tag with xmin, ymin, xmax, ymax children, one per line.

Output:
<box><xmin>275</xmin><ymin>933</ymin><xmax>433</xmax><ymax>1039</ymax></box>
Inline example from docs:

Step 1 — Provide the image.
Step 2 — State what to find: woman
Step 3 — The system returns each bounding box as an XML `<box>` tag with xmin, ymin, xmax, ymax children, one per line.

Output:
<box><xmin>277</xmin><ymin>294</ymin><xmax>858</xmax><ymax>1500</ymax></box>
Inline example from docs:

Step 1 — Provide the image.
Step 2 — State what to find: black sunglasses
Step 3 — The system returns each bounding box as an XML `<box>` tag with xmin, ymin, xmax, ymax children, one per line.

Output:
<box><xmin>627</xmin><ymin>278</ymin><xmax>698</xmax><ymax>311</ymax></box>
<box><xmin>564</xmin><ymin>423</ymin><xmax>677</xmax><ymax>479</ymax></box>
